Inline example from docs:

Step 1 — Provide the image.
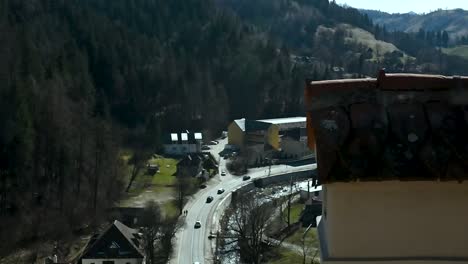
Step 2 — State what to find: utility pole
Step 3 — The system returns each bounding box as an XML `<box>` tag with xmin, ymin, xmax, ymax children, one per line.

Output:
<box><xmin>302</xmin><ymin>224</ymin><xmax>313</xmax><ymax>264</ymax></box>
<box><xmin>287</xmin><ymin>174</ymin><xmax>293</xmax><ymax>226</ymax></box>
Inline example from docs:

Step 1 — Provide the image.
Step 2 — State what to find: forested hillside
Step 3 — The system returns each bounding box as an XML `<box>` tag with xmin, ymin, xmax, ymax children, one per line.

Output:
<box><xmin>362</xmin><ymin>8</ymin><xmax>468</xmax><ymax>45</ymax></box>
<box><xmin>2</xmin><ymin>0</ymin><xmax>468</xmax><ymax>255</ymax></box>
<box><xmin>0</xmin><ymin>0</ymin><xmax>303</xmax><ymax>252</ymax></box>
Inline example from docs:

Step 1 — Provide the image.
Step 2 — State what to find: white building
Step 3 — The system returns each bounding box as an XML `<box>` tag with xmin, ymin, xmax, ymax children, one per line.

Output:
<box><xmin>163</xmin><ymin>131</ymin><xmax>202</xmax><ymax>155</ymax></box>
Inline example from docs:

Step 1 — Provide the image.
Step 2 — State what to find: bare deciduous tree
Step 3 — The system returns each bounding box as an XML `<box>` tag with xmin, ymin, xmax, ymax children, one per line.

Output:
<box><xmin>141</xmin><ymin>201</ymin><xmax>181</xmax><ymax>264</ymax></box>
<box><xmin>141</xmin><ymin>201</ymin><xmax>162</xmax><ymax>264</ymax></box>
<box><xmin>228</xmin><ymin>193</ymin><xmax>274</xmax><ymax>264</ymax></box>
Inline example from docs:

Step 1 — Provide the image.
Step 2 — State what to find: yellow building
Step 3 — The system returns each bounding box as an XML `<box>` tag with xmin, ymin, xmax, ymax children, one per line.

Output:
<box><xmin>228</xmin><ymin>117</ymin><xmax>310</xmax><ymax>162</ymax></box>
<box><xmin>305</xmin><ymin>70</ymin><xmax>468</xmax><ymax>264</ymax></box>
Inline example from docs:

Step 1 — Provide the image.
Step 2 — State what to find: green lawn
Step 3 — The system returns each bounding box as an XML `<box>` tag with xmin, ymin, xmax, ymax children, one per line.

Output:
<box><xmin>288</xmin><ymin>203</ymin><xmax>304</xmax><ymax>224</ymax></box>
<box><xmin>280</xmin><ymin>202</ymin><xmax>304</xmax><ymax>224</ymax></box>
<box><xmin>270</xmin><ymin>248</ymin><xmax>320</xmax><ymax>264</ymax></box>
<box><xmin>148</xmin><ymin>157</ymin><xmax>178</xmax><ymax>186</ymax></box>
<box><xmin>270</xmin><ymin>248</ymin><xmax>303</xmax><ymax>264</ymax></box>
<box><xmin>442</xmin><ymin>45</ymin><xmax>468</xmax><ymax>60</ymax></box>
<box><xmin>126</xmin><ymin>156</ymin><xmax>178</xmax><ymax>195</ymax></box>
<box><xmin>285</xmin><ymin>227</ymin><xmax>319</xmax><ymax>249</ymax></box>
<box><xmin>162</xmin><ymin>200</ymin><xmax>179</xmax><ymax>218</ymax></box>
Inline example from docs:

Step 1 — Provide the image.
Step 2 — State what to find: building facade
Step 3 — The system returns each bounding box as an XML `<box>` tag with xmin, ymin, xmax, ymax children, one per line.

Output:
<box><xmin>228</xmin><ymin>117</ymin><xmax>311</xmax><ymax>163</ymax></box>
<box><xmin>163</xmin><ymin>132</ymin><xmax>202</xmax><ymax>155</ymax></box>
<box><xmin>305</xmin><ymin>70</ymin><xmax>468</xmax><ymax>264</ymax></box>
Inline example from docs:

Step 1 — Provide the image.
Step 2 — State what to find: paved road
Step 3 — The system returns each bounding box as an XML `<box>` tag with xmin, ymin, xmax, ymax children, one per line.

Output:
<box><xmin>170</xmin><ymin>138</ymin><xmax>315</xmax><ymax>264</ymax></box>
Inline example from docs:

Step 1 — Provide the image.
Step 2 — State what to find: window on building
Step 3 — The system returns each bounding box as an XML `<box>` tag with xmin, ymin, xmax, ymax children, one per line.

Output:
<box><xmin>103</xmin><ymin>261</ymin><xmax>115</xmax><ymax>264</ymax></box>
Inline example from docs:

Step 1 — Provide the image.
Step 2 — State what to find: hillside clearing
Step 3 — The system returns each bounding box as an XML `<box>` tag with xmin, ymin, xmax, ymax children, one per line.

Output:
<box><xmin>442</xmin><ymin>45</ymin><xmax>468</xmax><ymax>60</ymax></box>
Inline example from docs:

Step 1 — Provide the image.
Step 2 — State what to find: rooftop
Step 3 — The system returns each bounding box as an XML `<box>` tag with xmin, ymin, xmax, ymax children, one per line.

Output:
<box><xmin>233</xmin><ymin>118</ymin><xmax>271</xmax><ymax>132</ymax></box>
<box><xmin>305</xmin><ymin>70</ymin><xmax>468</xmax><ymax>183</ymax></box>
<box><xmin>258</xmin><ymin>117</ymin><xmax>306</xmax><ymax>124</ymax></box>
<box><xmin>165</xmin><ymin>131</ymin><xmax>202</xmax><ymax>144</ymax></box>
<box><xmin>80</xmin><ymin>220</ymin><xmax>143</xmax><ymax>260</ymax></box>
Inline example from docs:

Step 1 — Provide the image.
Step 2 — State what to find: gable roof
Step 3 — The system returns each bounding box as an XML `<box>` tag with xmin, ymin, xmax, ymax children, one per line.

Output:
<box><xmin>80</xmin><ymin>220</ymin><xmax>144</xmax><ymax>260</ymax></box>
<box><xmin>233</xmin><ymin>118</ymin><xmax>272</xmax><ymax>132</ymax></box>
<box><xmin>164</xmin><ymin>131</ymin><xmax>201</xmax><ymax>144</ymax></box>
<box><xmin>257</xmin><ymin>117</ymin><xmax>306</xmax><ymax>124</ymax></box>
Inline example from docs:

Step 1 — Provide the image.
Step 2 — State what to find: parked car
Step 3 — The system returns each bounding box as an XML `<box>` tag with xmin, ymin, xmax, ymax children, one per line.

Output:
<box><xmin>201</xmin><ymin>145</ymin><xmax>211</xmax><ymax>150</ymax></box>
<box><xmin>210</xmin><ymin>140</ymin><xmax>218</xmax><ymax>145</ymax></box>
<box><xmin>199</xmin><ymin>184</ymin><xmax>207</xmax><ymax>189</ymax></box>
<box><xmin>194</xmin><ymin>221</ymin><xmax>201</xmax><ymax>229</ymax></box>
<box><xmin>221</xmin><ymin>171</ymin><xmax>226</xmax><ymax>176</ymax></box>
<box><xmin>242</xmin><ymin>175</ymin><xmax>251</xmax><ymax>181</ymax></box>
<box><xmin>217</xmin><ymin>188</ymin><xmax>225</xmax><ymax>194</ymax></box>
<box><xmin>206</xmin><ymin>196</ymin><xmax>214</xmax><ymax>203</ymax></box>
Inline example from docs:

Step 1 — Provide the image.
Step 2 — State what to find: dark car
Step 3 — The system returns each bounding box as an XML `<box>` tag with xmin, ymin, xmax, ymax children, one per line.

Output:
<box><xmin>201</xmin><ymin>145</ymin><xmax>211</xmax><ymax>150</ymax></box>
<box><xmin>206</xmin><ymin>196</ymin><xmax>214</xmax><ymax>203</ymax></box>
<box><xmin>217</xmin><ymin>188</ymin><xmax>225</xmax><ymax>194</ymax></box>
<box><xmin>242</xmin><ymin>175</ymin><xmax>251</xmax><ymax>181</ymax></box>
<box><xmin>199</xmin><ymin>184</ymin><xmax>207</xmax><ymax>189</ymax></box>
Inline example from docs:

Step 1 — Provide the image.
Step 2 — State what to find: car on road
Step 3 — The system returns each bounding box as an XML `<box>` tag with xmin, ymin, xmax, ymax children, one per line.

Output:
<box><xmin>242</xmin><ymin>175</ymin><xmax>251</xmax><ymax>181</ymax></box>
<box><xmin>209</xmin><ymin>140</ymin><xmax>218</xmax><ymax>145</ymax></box>
<box><xmin>201</xmin><ymin>145</ymin><xmax>211</xmax><ymax>150</ymax></box>
<box><xmin>199</xmin><ymin>184</ymin><xmax>207</xmax><ymax>189</ymax></box>
<box><xmin>217</xmin><ymin>188</ymin><xmax>225</xmax><ymax>194</ymax></box>
<box><xmin>194</xmin><ymin>221</ymin><xmax>201</xmax><ymax>229</ymax></box>
<box><xmin>221</xmin><ymin>171</ymin><xmax>226</xmax><ymax>176</ymax></box>
<box><xmin>206</xmin><ymin>196</ymin><xmax>214</xmax><ymax>203</ymax></box>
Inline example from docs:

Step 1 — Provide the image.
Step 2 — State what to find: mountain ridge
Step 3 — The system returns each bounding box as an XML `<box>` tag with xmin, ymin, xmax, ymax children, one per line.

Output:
<box><xmin>361</xmin><ymin>8</ymin><xmax>468</xmax><ymax>41</ymax></box>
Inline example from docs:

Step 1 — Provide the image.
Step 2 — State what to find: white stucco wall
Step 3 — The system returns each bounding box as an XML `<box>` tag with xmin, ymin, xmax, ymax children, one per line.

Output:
<box><xmin>321</xmin><ymin>181</ymin><xmax>468</xmax><ymax>261</ymax></box>
<box><xmin>163</xmin><ymin>143</ymin><xmax>198</xmax><ymax>155</ymax></box>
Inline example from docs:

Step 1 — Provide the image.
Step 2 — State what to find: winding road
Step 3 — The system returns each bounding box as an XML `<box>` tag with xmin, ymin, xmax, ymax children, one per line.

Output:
<box><xmin>170</xmin><ymin>138</ymin><xmax>315</xmax><ymax>264</ymax></box>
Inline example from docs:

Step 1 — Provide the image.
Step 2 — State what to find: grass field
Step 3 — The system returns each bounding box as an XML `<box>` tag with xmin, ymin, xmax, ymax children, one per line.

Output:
<box><xmin>119</xmin><ymin>152</ymin><xmax>180</xmax><ymax>218</ymax></box>
<box><xmin>162</xmin><ymin>200</ymin><xmax>179</xmax><ymax>218</ymax></box>
<box><xmin>126</xmin><ymin>156</ymin><xmax>178</xmax><ymax>195</ymax></box>
<box><xmin>285</xmin><ymin>227</ymin><xmax>319</xmax><ymax>248</ymax></box>
<box><xmin>148</xmin><ymin>157</ymin><xmax>178</xmax><ymax>186</ymax></box>
<box><xmin>288</xmin><ymin>203</ymin><xmax>304</xmax><ymax>224</ymax></box>
<box><xmin>270</xmin><ymin>248</ymin><xmax>320</xmax><ymax>264</ymax></box>
<box><xmin>339</xmin><ymin>23</ymin><xmax>413</xmax><ymax>63</ymax></box>
<box><xmin>442</xmin><ymin>45</ymin><xmax>468</xmax><ymax>60</ymax></box>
